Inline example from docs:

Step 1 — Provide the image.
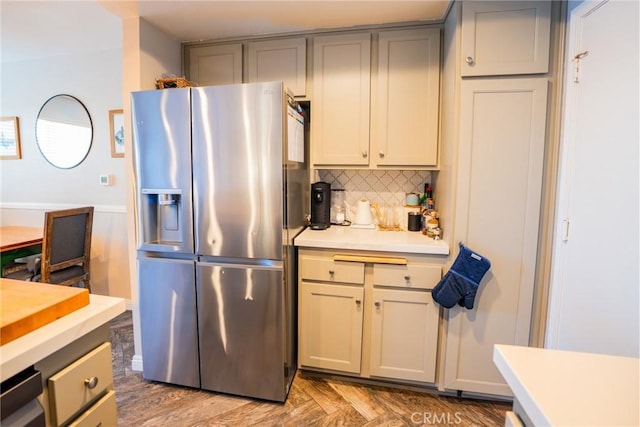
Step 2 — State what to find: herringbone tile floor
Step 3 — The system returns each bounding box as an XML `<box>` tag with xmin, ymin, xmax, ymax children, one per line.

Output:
<box><xmin>110</xmin><ymin>311</ymin><xmax>510</xmax><ymax>426</ymax></box>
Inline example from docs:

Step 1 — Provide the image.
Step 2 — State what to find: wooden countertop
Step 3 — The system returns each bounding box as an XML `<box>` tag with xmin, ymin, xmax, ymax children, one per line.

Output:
<box><xmin>0</xmin><ymin>278</ymin><xmax>90</xmax><ymax>345</ymax></box>
<box><xmin>0</xmin><ymin>226</ymin><xmax>43</xmax><ymax>252</ymax></box>
<box><xmin>0</xmin><ymin>290</ymin><xmax>126</xmax><ymax>382</ymax></box>
<box><xmin>494</xmin><ymin>344</ymin><xmax>640</xmax><ymax>426</ymax></box>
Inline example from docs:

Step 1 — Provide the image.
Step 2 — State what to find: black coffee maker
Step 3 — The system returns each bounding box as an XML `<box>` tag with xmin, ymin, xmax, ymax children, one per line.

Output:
<box><xmin>310</xmin><ymin>182</ymin><xmax>331</xmax><ymax>230</ymax></box>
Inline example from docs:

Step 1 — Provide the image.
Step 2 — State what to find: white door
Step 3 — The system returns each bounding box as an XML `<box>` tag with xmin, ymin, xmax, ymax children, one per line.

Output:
<box><xmin>545</xmin><ymin>0</ymin><xmax>639</xmax><ymax>357</ymax></box>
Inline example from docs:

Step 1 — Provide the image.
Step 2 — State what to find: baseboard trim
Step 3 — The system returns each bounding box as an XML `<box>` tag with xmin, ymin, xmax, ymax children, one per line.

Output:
<box><xmin>132</xmin><ymin>354</ymin><xmax>143</xmax><ymax>372</ymax></box>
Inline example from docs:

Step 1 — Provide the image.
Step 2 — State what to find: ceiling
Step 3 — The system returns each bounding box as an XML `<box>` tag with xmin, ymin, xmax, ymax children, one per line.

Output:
<box><xmin>1</xmin><ymin>0</ymin><xmax>450</xmax><ymax>63</ymax></box>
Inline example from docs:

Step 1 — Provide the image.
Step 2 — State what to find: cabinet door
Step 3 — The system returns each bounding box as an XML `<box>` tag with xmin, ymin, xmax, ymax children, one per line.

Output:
<box><xmin>461</xmin><ymin>1</ymin><xmax>551</xmax><ymax>76</ymax></box>
<box><xmin>248</xmin><ymin>38</ymin><xmax>306</xmax><ymax>96</ymax></box>
<box><xmin>67</xmin><ymin>390</ymin><xmax>117</xmax><ymax>427</ymax></box>
<box><xmin>186</xmin><ymin>43</ymin><xmax>242</xmax><ymax>86</ymax></box>
<box><xmin>369</xmin><ymin>288</ymin><xmax>439</xmax><ymax>383</ymax></box>
<box><xmin>443</xmin><ymin>78</ymin><xmax>548</xmax><ymax>396</ymax></box>
<box><xmin>312</xmin><ymin>33</ymin><xmax>371</xmax><ymax>166</ymax></box>
<box><xmin>299</xmin><ymin>282</ymin><xmax>364</xmax><ymax>373</ymax></box>
<box><xmin>374</xmin><ymin>28</ymin><xmax>440</xmax><ymax>167</ymax></box>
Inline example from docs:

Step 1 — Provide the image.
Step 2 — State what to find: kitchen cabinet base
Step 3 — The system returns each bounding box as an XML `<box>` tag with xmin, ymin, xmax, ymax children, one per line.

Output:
<box><xmin>298</xmin><ymin>368</ymin><xmax>441</xmax><ymax>393</ymax></box>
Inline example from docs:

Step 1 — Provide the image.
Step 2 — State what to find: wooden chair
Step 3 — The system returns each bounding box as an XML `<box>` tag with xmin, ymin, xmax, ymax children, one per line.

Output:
<box><xmin>6</xmin><ymin>207</ymin><xmax>94</xmax><ymax>291</ymax></box>
<box><xmin>40</xmin><ymin>206</ymin><xmax>94</xmax><ymax>291</ymax></box>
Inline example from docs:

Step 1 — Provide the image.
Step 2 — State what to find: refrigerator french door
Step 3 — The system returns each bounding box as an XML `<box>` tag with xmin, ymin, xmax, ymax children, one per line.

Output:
<box><xmin>132</xmin><ymin>81</ymin><xmax>306</xmax><ymax>402</ymax></box>
<box><xmin>197</xmin><ymin>261</ymin><xmax>285</xmax><ymax>401</ymax></box>
<box><xmin>138</xmin><ymin>257</ymin><xmax>199</xmax><ymax>388</ymax></box>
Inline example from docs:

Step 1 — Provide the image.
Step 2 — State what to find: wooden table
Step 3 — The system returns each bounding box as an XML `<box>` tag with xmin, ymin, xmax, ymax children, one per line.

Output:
<box><xmin>0</xmin><ymin>226</ymin><xmax>43</xmax><ymax>252</ymax></box>
<box><xmin>0</xmin><ymin>226</ymin><xmax>43</xmax><ymax>275</ymax></box>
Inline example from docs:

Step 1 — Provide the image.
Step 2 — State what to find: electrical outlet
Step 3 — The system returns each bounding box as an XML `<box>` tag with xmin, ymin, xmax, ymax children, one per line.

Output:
<box><xmin>99</xmin><ymin>174</ymin><xmax>111</xmax><ymax>186</ymax></box>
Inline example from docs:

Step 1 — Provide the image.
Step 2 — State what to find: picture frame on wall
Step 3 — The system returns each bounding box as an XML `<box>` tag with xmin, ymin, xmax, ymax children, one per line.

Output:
<box><xmin>0</xmin><ymin>116</ymin><xmax>21</xmax><ymax>160</ymax></box>
<box><xmin>109</xmin><ymin>109</ymin><xmax>124</xmax><ymax>158</ymax></box>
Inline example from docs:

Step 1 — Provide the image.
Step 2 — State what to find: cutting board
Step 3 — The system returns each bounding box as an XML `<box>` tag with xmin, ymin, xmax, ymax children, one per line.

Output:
<box><xmin>1</xmin><ymin>278</ymin><xmax>90</xmax><ymax>345</ymax></box>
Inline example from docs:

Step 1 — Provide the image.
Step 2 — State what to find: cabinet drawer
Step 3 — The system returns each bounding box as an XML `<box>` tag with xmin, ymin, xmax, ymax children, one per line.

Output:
<box><xmin>300</xmin><ymin>256</ymin><xmax>365</xmax><ymax>284</ymax></box>
<box><xmin>48</xmin><ymin>342</ymin><xmax>113</xmax><ymax>426</ymax></box>
<box><xmin>372</xmin><ymin>263</ymin><xmax>441</xmax><ymax>290</ymax></box>
<box><xmin>68</xmin><ymin>390</ymin><xmax>117</xmax><ymax>427</ymax></box>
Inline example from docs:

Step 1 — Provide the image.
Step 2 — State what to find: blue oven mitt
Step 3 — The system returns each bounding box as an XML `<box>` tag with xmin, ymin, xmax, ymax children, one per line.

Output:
<box><xmin>432</xmin><ymin>243</ymin><xmax>491</xmax><ymax>309</ymax></box>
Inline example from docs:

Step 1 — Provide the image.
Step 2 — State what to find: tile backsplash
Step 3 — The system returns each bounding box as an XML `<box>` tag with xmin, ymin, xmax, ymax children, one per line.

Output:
<box><xmin>316</xmin><ymin>169</ymin><xmax>432</xmax><ymax>208</ymax></box>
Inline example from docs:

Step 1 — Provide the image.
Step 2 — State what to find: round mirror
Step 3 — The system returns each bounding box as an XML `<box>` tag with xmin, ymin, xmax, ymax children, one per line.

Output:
<box><xmin>36</xmin><ymin>94</ymin><xmax>93</xmax><ymax>169</ymax></box>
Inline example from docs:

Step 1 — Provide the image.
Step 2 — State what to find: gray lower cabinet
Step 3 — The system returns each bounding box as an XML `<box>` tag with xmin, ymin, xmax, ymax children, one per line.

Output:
<box><xmin>298</xmin><ymin>248</ymin><xmax>443</xmax><ymax>385</ymax></box>
<box><xmin>369</xmin><ymin>287</ymin><xmax>439</xmax><ymax>383</ymax></box>
<box><xmin>34</xmin><ymin>325</ymin><xmax>117</xmax><ymax>426</ymax></box>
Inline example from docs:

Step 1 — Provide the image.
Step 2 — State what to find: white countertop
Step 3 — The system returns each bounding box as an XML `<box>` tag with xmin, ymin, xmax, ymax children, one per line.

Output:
<box><xmin>0</xmin><ymin>294</ymin><xmax>126</xmax><ymax>382</ymax></box>
<box><xmin>494</xmin><ymin>344</ymin><xmax>640</xmax><ymax>426</ymax></box>
<box><xmin>295</xmin><ymin>226</ymin><xmax>449</xmax><ymax>255</ymax></box>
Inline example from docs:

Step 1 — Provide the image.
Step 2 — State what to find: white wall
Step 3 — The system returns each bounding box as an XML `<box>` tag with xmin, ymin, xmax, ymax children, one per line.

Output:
<box><xmin>122</xmin><ymin>16</ymin><xmax>183</xmax><ymax>372</ymax></box>
<box><xmin>0</xmin><ymin>47</ymin><xmax>131</xmax><ymax>299</ymax></box>
<box><xmin>1</xmin><ymin>49</ymin><xmax>125</xmax><ymax>204</ymax></box>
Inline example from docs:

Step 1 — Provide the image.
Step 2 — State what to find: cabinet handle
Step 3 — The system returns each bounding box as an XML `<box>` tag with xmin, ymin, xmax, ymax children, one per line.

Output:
<box><xmin>356</xmin><ymin>299</ymin><xmax>362</xmax><ymax>306</ymax></box>
<box><xmin>84</xmin><ymin>376</ymin><xmax>99</xmax><ymax>389</ymax></box>
<box><xmin>404</xmin><ymin>275</ymin><xmax>410</xmax><ymax>281</ymax></box>
<box><xmin>374</xmin><ymin>301</ymin><xmax>381</xmax><ymax>308</ymax></box>
<box><xmin>465</xmin><ymin>56</ymin><xmax>475</xmax><ymax>65</ymax></box>
<box><xmin>379</xmin><ymin>151</ymin><xmax>385</xmax><ymax>158</ymax></box>
<box><xmin>328</xmin><ymin>270</ymin><xmax>335</xmax><ymax>277</ymax></box>
<box><xmin>362</xmin><ymin>150</ymin><xmax>368</xmax><ymax>158</ymax></box>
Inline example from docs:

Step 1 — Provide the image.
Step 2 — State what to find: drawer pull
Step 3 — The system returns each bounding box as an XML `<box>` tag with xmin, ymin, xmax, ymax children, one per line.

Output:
<box><xmin>328</xmin><ymin>270</ymin><xmax>335</xmax><ymax>277</ymax></box>
<box><xmin>404</xmin><ymin>275</ymin><xmax>410</xmax><ymax>281</ymax></box>
<box><xmin>84</xmin><ymin>376</ymin><xmax>99</xmax><ymax>389</ymax></box>
<box><xmin>333</xmin><ymin>254</ymin><xmax>407</xmax><ymax>265</ymax></box>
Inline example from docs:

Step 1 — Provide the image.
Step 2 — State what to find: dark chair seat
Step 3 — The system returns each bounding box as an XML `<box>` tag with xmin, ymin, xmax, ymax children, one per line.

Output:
<box><xmin>38</xmin><ymin>265</ymin><xmax>87</xmax><ymax>286</ymax></box>
<box><xmin>3</xmin><ymin>265</ymin><xmax>35</xmax><ymax>281</ymax></box>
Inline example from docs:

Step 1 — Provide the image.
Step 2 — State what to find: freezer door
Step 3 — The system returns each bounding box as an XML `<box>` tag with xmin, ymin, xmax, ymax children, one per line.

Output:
<box><xmin>139</xmin><ymin>257</ymin><xmax>200</xmax><ymax>388</ymax></box>
<box><xmin>197</xmin><ymin>261</ymin><xmax>288</xmax><ymax>401</ymax></box>
<box><xmin>192</xmin><ymin>82</ymin><xmax>284</xmax><ymax>260</ymax></box>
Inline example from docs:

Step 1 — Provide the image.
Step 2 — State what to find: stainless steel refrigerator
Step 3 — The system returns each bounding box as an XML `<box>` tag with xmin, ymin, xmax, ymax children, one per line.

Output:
<box><xmin>131</xmin><ymin>81</ymin><xmax>308</xmax><ymax>402</ymax></box>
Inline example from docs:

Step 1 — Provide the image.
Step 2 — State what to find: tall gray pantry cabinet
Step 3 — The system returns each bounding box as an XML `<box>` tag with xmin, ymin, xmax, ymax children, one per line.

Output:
<box><xmin>438</xmin><ymin>0</ymin><xmax>554</xmax><ymax>397</ymax></box>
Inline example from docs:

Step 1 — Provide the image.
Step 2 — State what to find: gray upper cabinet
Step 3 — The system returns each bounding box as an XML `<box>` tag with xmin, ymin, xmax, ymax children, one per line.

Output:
<box><xmin>373</xmin><ymin>28</ymin><xmax>441</xmax><ymax>168</ymax></box>
<box><xmin>186</xmin><ymin>43</ymin><xmax>243</xmax><ymax>86</ymax></box>
<box><xmin>461</xmin><ymin>1</ymin><xmax>551</xmax><ymax>76</ymax></box>
<box><xmin>312</xmin><ymin>33</ymin><xmax>371</xmax><ymax>166</ymax></box>
<box><xmin>247</xmin><ymin>38</ymin><xmax>307</xmax><ymax>97</ymax></box>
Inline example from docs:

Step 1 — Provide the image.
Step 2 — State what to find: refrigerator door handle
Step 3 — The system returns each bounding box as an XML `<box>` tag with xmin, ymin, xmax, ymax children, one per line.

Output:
<box><xmin>197</xmin><ymin>256</ymin><xmax>283</xmax><ymax>270</ymax></box>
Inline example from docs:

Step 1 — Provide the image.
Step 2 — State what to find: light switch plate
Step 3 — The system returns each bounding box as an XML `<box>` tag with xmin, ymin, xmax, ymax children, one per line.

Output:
<box><xmin>99</xmin><ymin>174</ymin><xmax>111</xmax><ymax>186</ymax></box>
